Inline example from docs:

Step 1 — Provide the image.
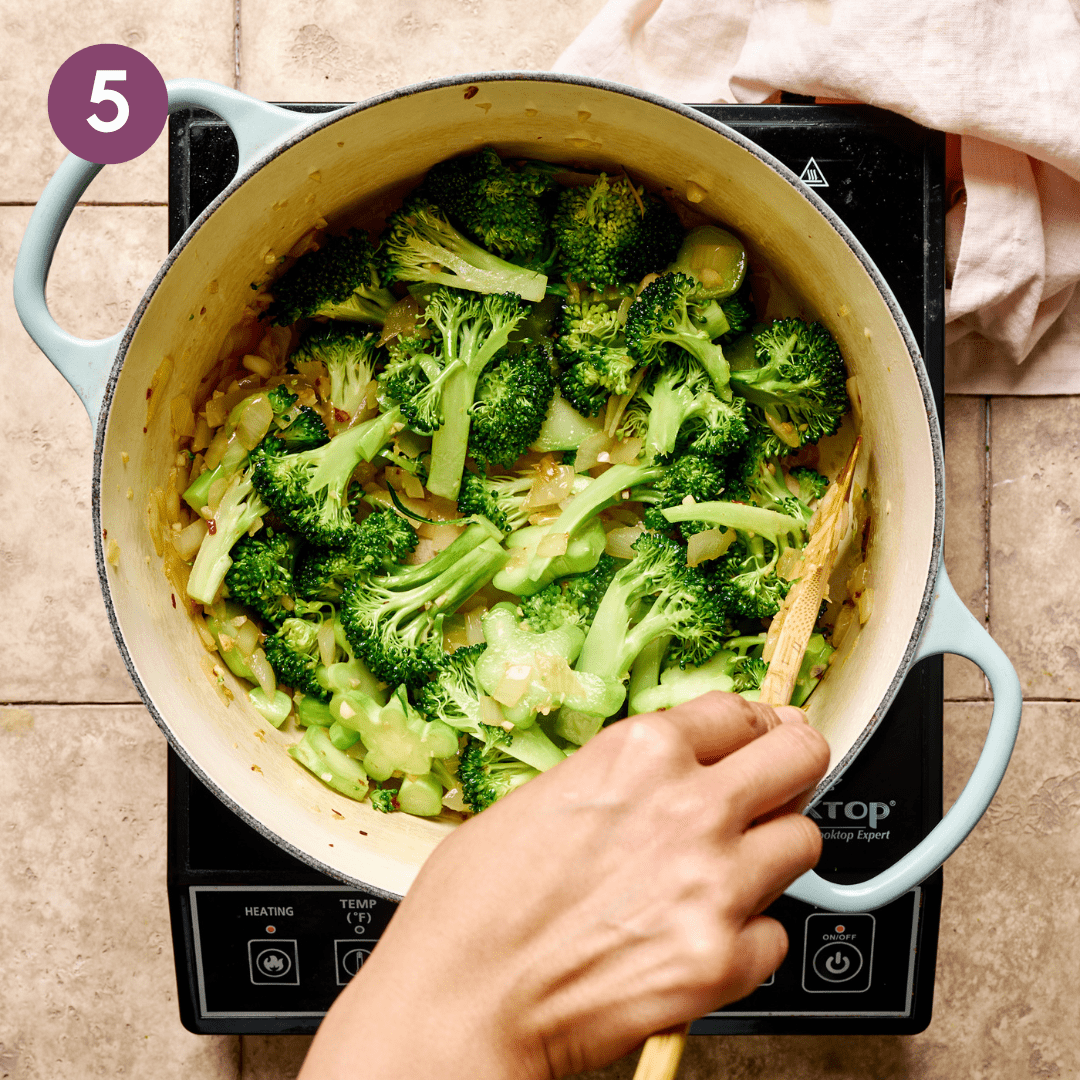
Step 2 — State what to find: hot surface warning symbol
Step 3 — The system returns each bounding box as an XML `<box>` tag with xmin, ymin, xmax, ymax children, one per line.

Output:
<box><xmin>799</xmin><ymin>157</ymin><xmax>829</xmax><ymax>187</ymax></box>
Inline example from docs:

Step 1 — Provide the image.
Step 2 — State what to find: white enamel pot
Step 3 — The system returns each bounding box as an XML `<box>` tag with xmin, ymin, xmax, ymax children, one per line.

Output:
<box><xmin>14</xmin><ymin>74</ymin><xmax>1022</xmax><ymax>911</ymax></box>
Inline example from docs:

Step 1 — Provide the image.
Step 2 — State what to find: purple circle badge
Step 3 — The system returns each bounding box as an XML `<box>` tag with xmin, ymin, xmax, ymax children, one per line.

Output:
<box><xmin>48</xmin><ymin>45</ymin><xmax>167</xmax><ymax>165</ymax></box>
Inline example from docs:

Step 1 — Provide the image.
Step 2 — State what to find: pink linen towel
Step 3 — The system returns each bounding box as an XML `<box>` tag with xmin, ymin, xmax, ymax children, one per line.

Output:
<box><xmin>553</xmin><ymin>0</ymin><xmax>1080</xmax><ymax>394</ymax></box>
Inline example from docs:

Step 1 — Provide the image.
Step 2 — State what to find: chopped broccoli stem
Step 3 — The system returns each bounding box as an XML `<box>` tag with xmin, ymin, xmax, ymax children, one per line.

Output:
<box><xmin>288</xmin><ymin>724</ymin><xmax>369</xmax><ymax>801</ymax></box>
<box><xmin>378</xmin><ymin>196</ymin><xmax>548</xmax><ymax>302</ymax></box>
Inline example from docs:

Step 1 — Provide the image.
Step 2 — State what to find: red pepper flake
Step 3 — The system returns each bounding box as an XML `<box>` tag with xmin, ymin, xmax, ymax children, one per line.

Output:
<box><xmin>207</xmin><ymin>519</ymin><xmax>217</xmax><ymax>535</ymax></box>
<box><xmin>358</xmin><ymin>829</ymin><xmax>368</xmax><ymax>836</ymax></box>
<box><xmin>334</xmin><ymin>408</ymin><xmax>350</xmax><ymax>424</ymax></box>
<box><xmin>142</xmin><ymin>427</ymin><xmax>147</xmax><ymax>434</ymax></box>
<box><xmin>251</xmin><ymin>764</ymin><xmax>263</xmax><ymax>773</ymax></box>
<box><xmin>463</xmin><ymin>85</ymin><xmax>478</xmax><ymax>99</ymax></box>
<box><xmin>102</xmin><ymin>527</ymin><xmax>108</xmax><ymax>539</ymax></box>
<box><xmin>146</xmin><ymin>388</ymin><xmax>153</xmax><ymax>399</ymax></box>
<box><xmin>199</xmin><ymin>306</ymin><xmax>206</xmax><ymax>315</ymax></box>
<box><xmin>328</xmin><ymin>843</ymin><xmax>334</xmax><ymax>847</ymax></box>
<box><xmin>171</xmin><ymin>593</ymin><xmax>176</xmax><ymax>608</ymax></box>
<box><xmin>331</xmin><ymin>808</ymin><xmax>345</xmax><ymax>819</ymax></box>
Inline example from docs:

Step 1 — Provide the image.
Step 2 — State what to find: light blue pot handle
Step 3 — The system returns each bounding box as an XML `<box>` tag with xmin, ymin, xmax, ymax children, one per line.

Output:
<box><xmin>786</xmin><ymin>562</ymin><xmax>1022</xmax><ymax>912</ymax></box>
<box><xmin>13</xmin><ymin>79</ymin><xmax>325</xmax><ymax>422</ymax></box>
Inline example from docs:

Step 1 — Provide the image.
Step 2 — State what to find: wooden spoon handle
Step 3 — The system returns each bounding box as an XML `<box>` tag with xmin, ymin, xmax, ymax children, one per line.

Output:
<box><xmin>631</xmin><ymin>439</ymin><xmax>861</xmax><ymax>1080</ymax></box>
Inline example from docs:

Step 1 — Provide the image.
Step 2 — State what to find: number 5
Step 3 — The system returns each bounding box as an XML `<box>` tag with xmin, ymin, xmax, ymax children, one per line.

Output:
<box><xmin>87</xmin><ymin>70</ymin><xmax>129</xmax><ymax>133</ymax></box>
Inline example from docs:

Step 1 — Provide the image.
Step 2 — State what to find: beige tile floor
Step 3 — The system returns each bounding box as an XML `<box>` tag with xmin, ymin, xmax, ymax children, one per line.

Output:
<box><xmin>1</xmin><ymin>4</ymin><xmax>1076</xmax><ymax>1078</ymax></box>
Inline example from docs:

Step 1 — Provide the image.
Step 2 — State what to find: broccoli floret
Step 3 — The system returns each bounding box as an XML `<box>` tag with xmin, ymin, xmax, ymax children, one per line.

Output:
<box><xmin>458</xmin><ymin>736</ymin><xmax>541</xmax><ymax>813</ymax></box>
<box><xmin>552</xmin><ymin>174</ymin><xmax>684</xmax><ymax>289</ymax></box>
<box><xmin>294</xmin><ymin>510</ymin><xmax>418</xmax><ymax>601</ymax></box>
<box><xmin>263</xmin><ymin>611</ymin><xmax>333</xmax><ymax>702</ymax></box>
<box><xmin>627</xmin><ymin>636</ymin><xmax>767</xmax><ymax>714</ymax></box>
<box><xmin>555</xmin><ymin>292</ymin><xmax>639</xmax><ymax>417</ymax></box>
<box><xmin>660</xmin><ymin>499</ymin><xmax>807</xmax><ymax>619</ymax></box>
<box><xmin>370</xmin><ymin>787</ymin><xmax>397</xmax><ymax>813</ymax></box>
<box><xmin>184</xmin><ymin>386</ymin><xmax>317</xmax><ymax>512</ymax></box>
<box><xmin>729</xmin><ymin>318</ymin><xmax>849</xmax><ymax>454</ymax></box>
<box><xmin>416</xmin><ymin>643</ymin><xmax>566</xmax><ymax>772</ymax></box>
<box><xmin>577</xmin><ymin>532</ymin><xmax>729</xmax><ymax>679</ymax></box>
<box><xmin>292</xmin><ymin>324</ymin><xmax>382</xmax><ymax>421</ymax></box>
<box><xmin>268</xmin><ymin>228</ymin><xmax>396</xmax><ymax>326</ymax></box>
<box><xmin>638</xmin><ymin>451</ymin><xmax>730</xmax><ymax>532</ymax></box>
<box><xmin>262</xmin><ymin>403</ymin><xmax>330</xmax><ymax>454</ymax></box>
<box><xmin>519</xmin><ymin>554</ymin><xmax>620</xmax><ymax>633</ymax></box>
<box><xmin>493</xmin><ymin>462</ymin><xmax>665</xmax><ymax>596</ymax></box>
<box><xmin>377</xmin><ymin>195</ymin><xmax>548</xmax><ymax>303</ymax></box>
<box><xmin>468</xmin><ymin>342</ymin><xmax>557</xmax><ymax>468</ymax></box>
<box><xmin>419</xmin><ymin>148</ymin><xmax>558</xmax><ymax>263</ymax></box>
<box><xmin>625</xmin><ymin>272</ymin><xmax>732</xmax><ymax>397</ymax></box>
<box><xmin>250</xmin><ymin>407</ymin><xmax>402</xmax><ymax>548</ymax></box>
<box><xmin>791</xmin><ymin>465</ymin><xmax>830</xmax><ymax>503</ymax></box>
<box><xmin>717</xmin><ymin>292</ymin><xmax>755</xmax><ymax>343</ymax></box>
<box><xmin>377</xmin><ymin>288</ymin><xmax>528</xmax><ymax>500</ymax></box>
<box><xmin>733</xmin><ymin>654</ymin><xmax>769</xmax><ymax>693</ymax></box>
<box><xmin>557</xmin><ymin>532</ymin><xmax>729</xmax><ymax>744</ymax></box>
<box><xmin>186</xmin><ymin>468</ymin><xmax>269</xmax><ymax>606</ymax></box>
<box><xmin>338</xmin><ymin>524</ymin><xmax>508</xmax><ymax>688</ymax></box>
<box><xmin>455</xmin><ymin>470</ymin><xmax>534</xmax><ymax>533</ymax></box>
<box><xmin>620</xmin><ymin>356</ymin><xmax>749</xmax><ymax>464</ymax></box>
<box><xmin>224</xmin><ymin>528</ymin><xmax>299</xmax><ymax>625</ymax></box>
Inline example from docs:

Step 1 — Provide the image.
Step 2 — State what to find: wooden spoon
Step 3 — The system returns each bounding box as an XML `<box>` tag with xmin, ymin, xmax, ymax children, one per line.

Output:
<box><xmin>632</xmin><ymin>438</ymin><xmax>861</xmax><ymax>1080</ymax></box>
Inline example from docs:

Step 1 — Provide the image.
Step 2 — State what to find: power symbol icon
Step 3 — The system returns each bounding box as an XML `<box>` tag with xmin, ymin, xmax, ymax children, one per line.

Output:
<box><xmin>811</xmin><ymin>941</ymin><xmax>863</xmax><ymax>983</ymax></box>
<box><xmin>824</xmin><ymin>951</ymin><xmax>850</xmax><ymax>975</ymax></box>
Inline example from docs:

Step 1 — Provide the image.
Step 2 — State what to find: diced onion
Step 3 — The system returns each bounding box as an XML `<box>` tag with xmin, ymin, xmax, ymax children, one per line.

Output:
<box><xmin>195</xmin><ymin>618</ymin><xmax>217</xmax><ymax>650</ymax></box>
<box><xmin>686</xmin><ymin>527</ymin><xmax>735</xmax><ymax>567</ymax></box>
<box><xmin>318</xmin><ymin>620</ymin><xmax>337</xmax><ymax>669</ymax></box>
<box><xmin>402</xmin><ymin>472</ymin><xmax>425</xmax><ymax>500</ymax></box>
<box><xmin>464</xmin><ymin>607</ymin><xmax>487</xmax><ymax>645</ymax></box>
<box><xmin>605</xmin><ymin>523</ymin><xmax>645</xmax><ymax>559</ymax></box>
<box><xmin>533</xmin><ymin>652</ymin><xmax>582</xmax><ymax>698</ymax></box>
<box><xmin>858</xmin><ymin>586</ymin><xmax>874</xmax><ymax>625</ymax></box>
<box><xmin>203</xmin><ymin>428</ymin><xmax>229</xmax><ymax>470</ymax></box>
<box><xmin>248</xmin><ymin>647</ymin><xmax>276</xmax><ymax>698</ymax></box>
<box><xmin>172</xmin><ymin>518</ymin><xmax>209</xmax><ymax>560</ymax></box>
<box><xmin>171</xmin><ymin>395</ymin><xmax>195</xmax><ymax>438</ymax></box>
<box><xmin>576</xmin><ymin>431</ymin><xmax>613</xmax><ymax>471</ymax></box>
<box><xmin>204</xmin><ymin>394</ymin><xmax>231</xmax><ymax>430</ymax></box>
<box><xmin>207</xmin><ymin>473</ymin><xmax>230</xmax><ymax>515</ymax></box>
<box><xmin>833</xmin><ymin>603</ymin><xmax>858</xmax><ymax>650</ymax></box>
<box><xmin>537</xmin><ymin>532</ymin><xmax>569</xmax><ymax>557</ymax></box>
<box><xmin>378</xmin><ymin>295</ymin><xmax>422</xmax><ymax>346</ymax></box>
<box><xmin>192</xmin><ymin>416</ymin><xmax>212</xmax><ymax>453</ymax></box>
<box><xmin>242</xmin><ymin>353</ymin><xmax>274</xmax><ymax>379</ymax></box>
<box><xmin>235</xmin><ymin>618</ymin><xmax>261</xmax><ymax>656</ymax></box>
<box><xmin>846</xmin><ymin>561</ymin><xmax>870</xmax><ymax>601</ymax></box>
<box><xmin>494</xmin><ymin>666</ymin><xmax>532</xmax><ymax>708</ymax></box>
<box><xmin>479</xmin><ymin>696</ymin><xmax>505</xmax><ymax>726</ymax></box>
<box><xmin>607</xmin><ymin>437</ymin><xmax>643</xmax><ymax>465</ymax></box>
<box><xmin>417</xmin><ymin>521</ymin><xmax>464</xmax><ymax>551</ymax></box>
<box><xmin>236</xmin><ymin>395</ymin><xmax>274</xmax><ymax>450</ymax></box>
<box><xmin>763</xmin><ymin>411</ymin><xmax>801</xmax><ymax>449</ymax></box>
<box><xmin>525</xmin><ymin>463</ymin><xmax>575</xmax><ymax>509</ymax></box>
<box><xmin>776</xmin><ymin>545</ymin><xmax>802</xmax><ymax>581</ymax></box>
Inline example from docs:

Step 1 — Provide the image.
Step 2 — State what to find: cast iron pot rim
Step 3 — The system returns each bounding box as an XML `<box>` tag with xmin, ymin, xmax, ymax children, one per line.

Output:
<box><xmin>90</xmin><ymin>70</ymin><xmax>945</xmax><ymax>895</ymax></box>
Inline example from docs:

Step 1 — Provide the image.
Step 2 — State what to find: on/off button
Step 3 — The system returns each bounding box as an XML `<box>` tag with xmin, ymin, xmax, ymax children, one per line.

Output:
<box><xmin>802</xmin><ymin>913</ymin><xmax>874</xmax><ymax>993</ymax></box>
<box><xmin>812</xmin><ymin>941</ymin><xmax>863</xmax><ymax>982</ymax></box>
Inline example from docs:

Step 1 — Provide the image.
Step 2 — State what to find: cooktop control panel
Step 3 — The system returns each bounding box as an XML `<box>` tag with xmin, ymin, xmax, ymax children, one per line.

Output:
<box><xmin>179</xmin><ymin>881</ymin><xmax>926</xmax><ymax>1031</ymax></box>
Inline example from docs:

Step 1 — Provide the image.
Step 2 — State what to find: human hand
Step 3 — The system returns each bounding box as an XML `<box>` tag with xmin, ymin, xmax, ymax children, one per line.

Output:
<box><xmin>299</xmin><ymin>692</ymin><xmax>830</xmax><ymax>1080</ymax></box>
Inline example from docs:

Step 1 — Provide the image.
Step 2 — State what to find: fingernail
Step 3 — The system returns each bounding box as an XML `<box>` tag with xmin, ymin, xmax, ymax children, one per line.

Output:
<box><xmin>777</xmin><ymin>706</ymin><xmax>808</xmax><ymax>724</ymax></box>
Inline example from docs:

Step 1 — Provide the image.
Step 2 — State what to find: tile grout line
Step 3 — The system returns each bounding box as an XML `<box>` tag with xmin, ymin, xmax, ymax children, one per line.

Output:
<box><xmin>984</xmin><ymin>395</ymin><xmax>992</xmax><ymax>697</ymax></box>
<box><xmin>233</xmin><ymin>0</ymin><xmax>241</xmax><ymax>89</ymax></box>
